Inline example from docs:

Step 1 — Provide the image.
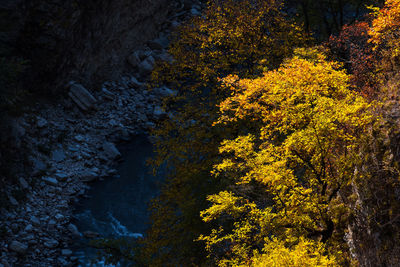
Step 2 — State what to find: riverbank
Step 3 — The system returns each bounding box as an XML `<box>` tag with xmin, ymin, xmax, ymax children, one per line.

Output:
<box><xmin>0</xmin><ymin>2</ymin><xmax>202</xmax><ymax>266</ymax></box>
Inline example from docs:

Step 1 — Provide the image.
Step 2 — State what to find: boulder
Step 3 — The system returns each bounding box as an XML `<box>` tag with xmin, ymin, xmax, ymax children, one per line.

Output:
<box><xmin>80</xmin><ymin>170</ymin><xmax>98</xmax><ymax>182</ymax></box>
<box><xmin>8</xmin><ymin>195</ymin><xmax>18</xmax><ymax>206</ymax></box>
<box><xmin>102</xmin><ymin>142</ymin><xmax>121</xmax><ymax>159</ymax></box>
<box><xmin>52</xmin><ymin>149</ymin><xmax>66</xmax><ymax>162</ymax></box>
<box><xmin>154</xmin><ymin>86</ymin><xmax>178</xmax><ymax>97</ymax></box>
<box><xmin>129</xmin><ymin>76</ymin><xmax>143</xmax><ymax>88</ymax></box>
<box><xmin>55</xmin><ymin>172</ymin><xmax>69</xmax><ymax>182</ymax></box>
<box><xmin>153</xmin><ymin>106</ymin><xmax>167</xmax><ymax>118</ymax></box>
<box><xmin>138</xmin><ymin>56</ymin><xmax>155</xmax><ymax>75</ymax></box>
<box><xmin>42</xmin><ymin>177</ymin><xmax>58</xmax><ymax>186</ymax></box>
<box><xmin>68</xmin><ymin>82</ymin><xmax>97</xmax><ymax>111</ymax></box>
<box><xmin>61</xmin><ymin>249</ymin><xmax>73</xmax><ymax>256</ymax></box>
<box><xmin>32</xmin><ymin>158</ymin><xmax>47</xmax><ymax>175</ymax></box>
<box><xmin>68</xmin><ymin>224</ymin><xmax>81</xmax><ymax>237</ymax></box>
<box><xmin>36</xmin><ymin>117</ymin><xmax>48</xmax><ymax>128</ymax></box>
<box><xmin>19</xmin><ymin>177</ymin><xmax>29</xmax><ymax>190</ymax></box>
<box><xmin>127</xmin><ymin>51</ymin><xmax>141</xmax><ymax>68</ymax></box>
<box><xmin>44</xmin><ymin>239</ymin><xmax>59</xmax><ymax>248</ymax></box>
<box><xmin>83</xmin><ymin>231</ymin><xmax>100</xmax><ymax>238</ymax></box>
<box><xmin>9</xmin><ymin>241</ymin><xmax>28</xmax><ymax>254</ymax></box>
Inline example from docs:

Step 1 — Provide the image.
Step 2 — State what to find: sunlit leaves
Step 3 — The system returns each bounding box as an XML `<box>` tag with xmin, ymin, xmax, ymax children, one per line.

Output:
<box><xmin>199</xmin><ymin>48</ymin><xmax>373</xmax><ymax>265</ymax></box>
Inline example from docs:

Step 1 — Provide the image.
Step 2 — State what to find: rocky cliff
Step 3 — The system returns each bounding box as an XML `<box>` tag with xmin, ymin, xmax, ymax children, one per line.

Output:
<box><xmin>0</xmin><ymin>0</ymin><xmax>177</xmax><ymax>93</ymax></box>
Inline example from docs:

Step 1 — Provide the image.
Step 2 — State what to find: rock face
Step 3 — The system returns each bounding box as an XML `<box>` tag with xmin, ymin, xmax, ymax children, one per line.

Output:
<box><xmin>2</xmin><ymin>0</ymin><xmax>176</xmax><ymax>93</ymax></box>
<box><xmin>68</xmin><ymin>83</ymin><xmax>97</xmax><ymax>111</ymax></box>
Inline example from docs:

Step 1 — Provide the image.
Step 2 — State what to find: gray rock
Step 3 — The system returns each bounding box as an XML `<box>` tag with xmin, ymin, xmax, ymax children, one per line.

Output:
<box><xmin>102</xmin><ymin>142</ymin><xmax>121</xmax><ymax>159</ymax></box>
<box><xmin>32</xmin><ymin>158</ymin><xmax>47</xmax><ymax>175</ymax></box>
<box><xmin>154</xmin><ymin>86</ymin><xmax>178</xmax><ymax>97</ymax></box>
<box><xmin>148</xmin><ymin>40</ymin><xmax>163</xmax><ymax>50</ymax></box>
<box><xmin>44</xmin><ymin>239</ymin><xmax>59</xmax><ymax>248</ymax></box>
<box><xmin>30</xmin><ymin>216</ymin><xmax>40</xmax><ymax>226</ymax></box>
<box><xmin>74</xmin><ymin>135</ymin><xmax>85</xmax><ymax>142</ymax></box>
<box><xmin>42</xmin><ymin>177</ymin><xmax>58</xmax><ymax>186</ymax></box>
<box><xmin>8</xmin><ymin>195</ymin><xmax>18</xmax><ymax>206</ymax></box>
<box><xmin>52</xmin><ymin>149</ymin><xmax>66</xmax><ymax>162</ymax></box>
<box><xmin>80</xmin><ymin>170</ymin><xmax>98</xmax><ymax>182</ymax></box>
<box><xmin>37</xmin><ymin>117</ymin><xmax>48</xmax><ymax>128</ymax></box>
<box><xmin>9</xmin><ymin>241</ymin><xmax>28</xmax><ymax>254</ymax></box>
<box><xmin>83</xmin><ymin>231</ymin><xmax>100</xmax><ymax>238</ymax></box>
<box><xmin>127</xmin><ymin>51</ymin><xmax>141</xmax><ymax>68</ymax></box>
<box><xmin>55</xmin><ymin>214</ymin><xmax>64</xmax><ymax>221</ymax></box>
<box><xmin>153</xmin><ymin>106</ymin><xmax>166</xmax><ymax>118</ymax></box>
<box><xmin>68</xmin><ymin>224</ymin><xmax>81</xmax><ymax>237</ymax></box>
<box><xmin>150</xmin><ymin>35</ymin><xmax>169</xmax><ymax>50</ymax></box>
<box><xmin>138</xmin><ymin>56</ymin><xmax>155</xmax><ymax>75</ymax></box>
<box><xmin>68</xmin><ymin>82</ymin><xmax>97</xmax><ymax>111</ymax></box>
<box><xmin>129</xmin><ymin>76</ymin><xmax>143</xmax><ymax>88</ymax></box>
<box><xmin>191</xmin><ymin>8</ymin><xmax>201</xmax><ymax>16</ymax></box>
<box><xmin>61</xmin><ymin>249</ymin><xmax>73</xmax><ymax>256</ymax></box>
<box><xmin>19</xmin><ymin>177</ymin><xmax>29</xmax><ymax>189</ymax></box>
<box><xmin>24</xmin><ymin>224</ymin><xmax>33</xmax><ymax>232</ymax></box>
<box><xmin>55</xmin><ymin>172</ymin><xmax>68</xmax><ymax>182</ymax></box>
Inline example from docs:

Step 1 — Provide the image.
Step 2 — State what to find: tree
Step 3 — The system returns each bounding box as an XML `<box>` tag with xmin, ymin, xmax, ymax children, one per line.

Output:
<box><xmin>198</xmin><ymin>48</ymin><xmax>372</xmax><ymax>266</ymax></box>
<box><xmin>369</xmin><ymin>0</ymin><xmax>400</xmax><ymax>72</ymax></box>
<box><xmin>139</xmin><ymin>0</ymin><xmax>306</xmax><ymax>265</ymax></box>
<box><xmin>327</xmin><ymin>21</ymin><xmax>378</xmax><ymax>98</ymax></box>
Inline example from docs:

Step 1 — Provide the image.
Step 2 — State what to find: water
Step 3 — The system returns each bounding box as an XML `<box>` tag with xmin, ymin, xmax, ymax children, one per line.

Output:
<box><xmin>73</xmin><ymin>135</ymin><xmax>164</xmax><ymax>266</ymax></box>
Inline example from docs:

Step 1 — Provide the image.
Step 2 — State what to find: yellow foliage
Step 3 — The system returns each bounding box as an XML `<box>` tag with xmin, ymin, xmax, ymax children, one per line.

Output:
<box><xmin>369</xmin><ymin>0</ymin><xmax>400</xmax><ymax>70</ymax></box>
<box><xmin>199</xmin><ymin>48</ymin><xmax>373</xmax><ymax>265</ymax></box>
<box><xmin>251</xmin><ymin>238</ymin><xmax>337</xmax><ymax>267</ymax></box>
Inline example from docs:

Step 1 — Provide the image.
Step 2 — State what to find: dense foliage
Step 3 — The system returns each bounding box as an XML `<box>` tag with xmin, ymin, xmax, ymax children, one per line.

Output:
<box><xmin>101</xmin><ymin>0</ymin><xmax>400</xmax><ymax>266</ymax></box>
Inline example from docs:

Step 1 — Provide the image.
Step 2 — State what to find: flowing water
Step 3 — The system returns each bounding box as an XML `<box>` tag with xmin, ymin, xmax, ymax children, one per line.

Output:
<box><xmin>72</xmin><ymin>135</ymin><xmax>164</xmax><ymax>266</ymax></box>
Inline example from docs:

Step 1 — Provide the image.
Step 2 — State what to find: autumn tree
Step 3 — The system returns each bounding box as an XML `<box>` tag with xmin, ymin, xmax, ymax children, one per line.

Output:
<box><xmin>327</xmin><ymin>21</ymin><xmax>378</xmax><ymax>98</ymax></box>
<box><xmin>369</xmin><ymin>0</ymin><xmax>400</xmax><ymax>73</ymax></box>
<box><xmin>138</xmin><ymin>0</ymin><xmax>306</xmax><ymax>265</ymax></box>
<box><xmin>198</xmin><ymin>48</ymin><xmax>372</xmax><ymax>266</ymax></box>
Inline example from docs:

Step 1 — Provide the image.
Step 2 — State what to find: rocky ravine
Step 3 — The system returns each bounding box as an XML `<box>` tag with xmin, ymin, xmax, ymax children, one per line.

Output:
<box><xmin>0</xmin><ymin>2</ymin><xmax>202</xmax><ymax>266</ymax></box>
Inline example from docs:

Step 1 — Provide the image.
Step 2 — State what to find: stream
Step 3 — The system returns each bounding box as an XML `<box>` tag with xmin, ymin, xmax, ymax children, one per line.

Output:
<box><xmin>72</xmin><ymin>135</ymin><xmax>164</xmax><ymax>266</ymax></box>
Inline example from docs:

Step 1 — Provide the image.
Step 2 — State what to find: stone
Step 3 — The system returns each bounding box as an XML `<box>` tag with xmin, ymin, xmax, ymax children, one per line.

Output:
<box><xmin>32</xmin><ymin>158</ymin><xmax>47</xmax><ymax>175</ymax></box>
<box><xmin>80</xmin><ymin>170</ymin><xmax>98</xmax><ymax>182</ymax></box>
<box><xmin>107</xmin><ymin>169</ymin><xmax>118</xmax><ymax>175</ymax></box>
<box><xmin>24</xmin><ymin>224</ymin><xmax>33</xmax><ymax>232</ymax></box>
<box><xmin>30</xmin><ymin>216</ymin><xmax>40</xmax><ymax>226</ymax></box>
<box><xmin>8</xmin><ymin>195</ymin><xmax>18</xmax><ymax>206</ymax></box>
<box><xmin>154</xmin><ymin>86</ymin><xmax>177</xmax><ymax>97</ymax></box>
<box><xmin>9</xmin><ymin>241</ymin><xmax>28</xmax><ymax>254</ymax></box>
<box><xmin>68</xmin><ymin>82</ymin><xmax>97</xmax><ymax>111</ymax></box>
<box><xmin>55</xmin><ymin>172</ymin><xmax>68</xmax><ymax>182</ymax></box>
<box><xmin>102</xmin><ymin>142</ymin><xmax>121</xmax><ymax>159</ymax></box>
<box><xmin>37</xmin><ymin>117</ymin><xmax>48</xmax><ymax>128</ymax></box>
<box><xmin>148</xmin><ymin>40</ymin><xmax>163</xmax><ymax>50</ymax></box>
<box><xmin>83</xmin><ymin>231</ymin><xmax>100</xmax><ymax>238</ymax></box>
<box><xmin>42</xmin><ymin>177</ymin><xmax>58</xmax><ymax>186</ymax></box>
<box><xmin>191</xmin><ymin>8</ymin><xmax>201</xmax><ymax>16</ymax></box>
<box><xmin>61</xmin><ymin>249</ymin><xmax>73</xmax><ymax>256</ymax></box>
<box><xmin>68</xmin><ymin>224</ymin><xmax>81</xmax><ymax>237</ymax></box>
<box><xmin>127</xmin><ymin>51</ymin><xmax>141</xmax><ymax>68</ymax></box>
<box><xmin>74</xmin><ymin>135</ymin><xmax>85</xmax><ymax>142</ymax></box>
<box><xmin>129</xmin><ymin>76</ymin><xmax>143</xmax><ymax>88</ymax></box>
<box><xmin>55</xmin><ymin>214</ymin><xmax>64</xmax><ymax>221</ymax></box>
<box><xmin>44</xmin><ymin>239</ymin><xmax>59</xmax><ymax>248</ymax></box>
<box><xmin>153</xmin><ymin>106</ymin><xmax>166</xmax><ymax>118</ymax></box>
<box><xmin>138</xmin><ymin>56</ymin><xmax>155</xmax><ymax>75</ymax></box>
<box><xmin>19</xmin><ymin>177</ymin><xmax>29</xmax><ymax>190</ymax></box>
<box><xmin>52</xmin><ymin>149</ymin><xmax>66</xmax><ymax>162</ymax></box>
